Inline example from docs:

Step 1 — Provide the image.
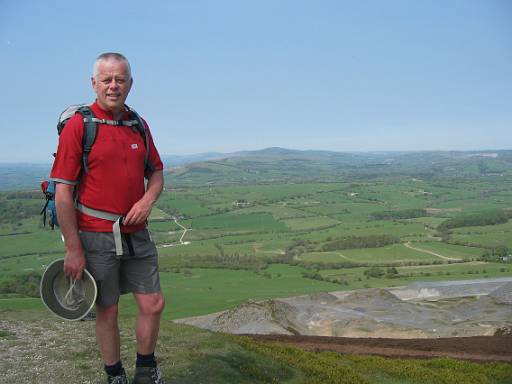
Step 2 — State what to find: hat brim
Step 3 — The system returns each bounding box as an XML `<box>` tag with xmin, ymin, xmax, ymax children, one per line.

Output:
<box><xmin>40</xmin><ymin>258</ymin><xmax>97</xmax><ymax>321</ymax></box>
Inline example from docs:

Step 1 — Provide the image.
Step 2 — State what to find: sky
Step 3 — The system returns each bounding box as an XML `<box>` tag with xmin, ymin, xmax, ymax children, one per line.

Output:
<box><xmin>1</xmin><ymin>0</ymin><xmax>511</xmax><ymax>162</ymax></box>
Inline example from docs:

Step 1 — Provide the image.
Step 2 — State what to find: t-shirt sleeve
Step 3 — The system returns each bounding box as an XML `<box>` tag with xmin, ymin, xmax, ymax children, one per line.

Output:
<box><xmin>49</xmin><ymin>114</ymin><xmax>84</xmax><ymax>184</ymax></box>
<box><xmin>143</xmin><ymin>120</ymin><xmax>164</xmax><ymax>178</ymax></box>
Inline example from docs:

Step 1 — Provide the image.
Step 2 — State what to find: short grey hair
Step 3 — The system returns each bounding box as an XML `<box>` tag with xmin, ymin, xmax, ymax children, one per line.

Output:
<box><xmin>93</xmin><ymin>52</ymin><xmax>132</xmax><ymax>78</ymax></box>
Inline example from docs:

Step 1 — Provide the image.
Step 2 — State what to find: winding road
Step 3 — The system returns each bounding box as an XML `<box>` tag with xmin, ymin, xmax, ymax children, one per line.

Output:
<box><xmin>159</xmin><ymin>217</ymin><xmax>191</xmax><ymax>248</ymax></box>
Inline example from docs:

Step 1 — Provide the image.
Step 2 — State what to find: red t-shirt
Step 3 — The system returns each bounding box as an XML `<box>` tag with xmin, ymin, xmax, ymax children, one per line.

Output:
<box><xmin>50</xmin><ymin>101</ymin><xmax>163</xmax><ymax>233</ymax></box>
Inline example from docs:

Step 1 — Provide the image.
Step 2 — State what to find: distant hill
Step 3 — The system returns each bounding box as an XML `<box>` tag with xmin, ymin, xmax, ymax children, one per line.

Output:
<box><xmin>0</xmin><ymin>163</ymin><xmax>51</xmax><ymax>191</ymax></box>
<box><xmin>2</xmin><ymin>148</ymin><xmax>512</xmax><ymax>190</ymax></box>
<box><xmin>161</xmin><ymin>152</ymin><xmax>229</xmax><ymax>167</ymax></box>
<box><xmin>165</xmin><ymin>148</ymin><xmax>512</xmax><ymax>186</ymax></box>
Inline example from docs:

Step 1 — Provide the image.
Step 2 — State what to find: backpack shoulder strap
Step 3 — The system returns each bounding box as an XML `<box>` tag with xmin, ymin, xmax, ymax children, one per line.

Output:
<box><xmin>126</xmin><ymin>106</ymin><xmax>155</xmax><ymax>173</ymax></box>
<box><xmin>76</xmin><ymin>106</ymin><xmax>97</xmax><ymax>173</ymax></box>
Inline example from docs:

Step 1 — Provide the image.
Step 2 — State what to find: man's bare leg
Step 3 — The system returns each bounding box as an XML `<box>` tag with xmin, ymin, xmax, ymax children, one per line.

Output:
<box><xmin>95</xmin><ymin>303</ymin><xmax>121</xmax><ymax>365</ymax></box>
<box><xmin>133</xmin><ymin>292</ymin><xmax>165</xmax><ymax>354</ymax></box>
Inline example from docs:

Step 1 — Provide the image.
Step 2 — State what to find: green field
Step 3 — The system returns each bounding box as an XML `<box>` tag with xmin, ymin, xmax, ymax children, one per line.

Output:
<box><xmin>185</xmin><ymin>212</ymin><xmax>288</xmax><ymax>231</ymax></box>
<box><xmin>0</xmin><ymin>264</ymin><xmax>340</xmax><ymax>319</ymax></box>
<box><xmin>298</xmin><ymin>241</ymin><xmax>484</xmax><ymax>264</ymax></box>
<box><xmin>2</xmin><ymin>172</ymin><xmax>512</xmax><ymax>316</ymax></box>
<box><xmin>158</xmin><ymin>264</ymin><xmax>339</xmax><ymax>319</ymax></box>
<box><xmin>406</xmin><ymin>241</ymin><xmax>485</xmax><ymax>259</ymax></box>
<box><xmin>0</xmin><ymin>253</ymin><xmax>60</xmax><ymax>282</ymax></box>
<box><xmin>299</xmin><ymin>244</ymin><xmax>436</xmax><ymax>264</ymax></box>
<box><xmin>0</xmin><ymin>231</ymin><xmax>63</xmax><ymax>258</ymax></box>
<box><xmin>282</xmin><ymin>216</ymin><xmax>340</xmax><ymax>230</ymax></box>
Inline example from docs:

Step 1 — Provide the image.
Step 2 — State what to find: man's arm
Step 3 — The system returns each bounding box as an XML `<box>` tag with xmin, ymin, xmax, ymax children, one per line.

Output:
<box><xmin>55</xmin><ymin>183</ymin><xmax>86</xmax><ymax>280</ymax></box>
<box><xmin>123</xmin><ymin>170</ymin><xmax>164</xmax><ymax>226</ymax></box>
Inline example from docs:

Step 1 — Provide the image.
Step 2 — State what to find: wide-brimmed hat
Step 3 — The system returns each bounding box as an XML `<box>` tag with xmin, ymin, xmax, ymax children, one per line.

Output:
<box><xmin>40</xmin><ymin>259</ymin><xmax>97</xmax><ymax>321</ymax></box>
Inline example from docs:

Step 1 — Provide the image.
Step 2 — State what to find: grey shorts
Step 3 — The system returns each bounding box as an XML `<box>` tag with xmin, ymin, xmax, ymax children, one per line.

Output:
<box><xmin>79</xmin><ymin>229</ymin><xmax>161</xmax><ymax>307</ymax></box>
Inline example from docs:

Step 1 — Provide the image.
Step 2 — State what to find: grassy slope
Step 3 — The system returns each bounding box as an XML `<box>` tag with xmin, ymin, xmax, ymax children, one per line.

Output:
<box><xmin>1</xmin><ymin>311</ymin><xmax>511</xmax><ymax>384</ymax></box>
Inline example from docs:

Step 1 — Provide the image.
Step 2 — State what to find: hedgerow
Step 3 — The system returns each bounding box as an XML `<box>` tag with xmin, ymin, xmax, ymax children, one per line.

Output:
<box><xmin>369</xmin><ymin>209</ymin><xmax>427</xmax><ymax>221</ymax></box>
<box><xmin>438</xmin><ymin>210</ymin><xmax>508</xmax><ymax>231</ymax></box>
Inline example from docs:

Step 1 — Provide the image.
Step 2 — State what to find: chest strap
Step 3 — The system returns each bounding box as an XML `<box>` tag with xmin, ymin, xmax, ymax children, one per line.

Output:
<box><xmin>76</xmin><ymin>203</ymin><xmax>124</xmax><ymax>256</ymax></box>
<box><xmin>87</xmin><ymin>117</ymin><xmax>139</xmax><ymax>127</ymax></box>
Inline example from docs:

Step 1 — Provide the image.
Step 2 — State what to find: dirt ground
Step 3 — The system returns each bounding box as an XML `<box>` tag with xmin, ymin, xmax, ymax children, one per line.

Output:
<box><xmin>248</xmin><ymin>334</ymin><xmax>512</xmax><ymax>363</ymax></box>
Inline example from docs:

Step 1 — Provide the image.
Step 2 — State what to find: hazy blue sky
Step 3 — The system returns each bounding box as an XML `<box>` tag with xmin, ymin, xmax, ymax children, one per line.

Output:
<box><xmin>1</xmin><ymin>0</ymin><xmax>511</xmax><ymax>162</ymax></box>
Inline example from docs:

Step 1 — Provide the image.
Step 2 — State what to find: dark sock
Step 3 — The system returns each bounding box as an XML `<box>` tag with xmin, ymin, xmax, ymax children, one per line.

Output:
<box><xmin>136</xmin><ymin>352</ymin><xmax>157</xmax><ymax>368</ymax></box>
<box><xmin>105</xmin><ymin>361</ymin><xmax>124</xmax><ymax>376</ymax></box>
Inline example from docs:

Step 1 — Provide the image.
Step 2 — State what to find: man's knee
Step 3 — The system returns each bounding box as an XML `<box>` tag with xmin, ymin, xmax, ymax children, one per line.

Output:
<box><xmin>96</xmin><ymin>303</ymin><xmax>119</xmax><ymax>323</ymax></box>
<box><xmin>137</xmin><ymin>292</ymin><xmax>165</xmax><ymax>316</ymax></box>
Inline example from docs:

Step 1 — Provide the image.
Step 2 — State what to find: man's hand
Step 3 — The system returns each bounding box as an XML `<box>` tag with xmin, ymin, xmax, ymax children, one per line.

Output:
<box><xmin>123</xmin><ymin>170</ymin><xmax>163</xmax><ymax>226</ymax></box>
<box><xmin>64</xmin><ymin>248</ymin><xmax>86</xmax><ymax>281</ymax></box>
<box><xmin>123</xmin><ymin>198</ymin><xmax>153</xmax><ymax>226</ymax></box>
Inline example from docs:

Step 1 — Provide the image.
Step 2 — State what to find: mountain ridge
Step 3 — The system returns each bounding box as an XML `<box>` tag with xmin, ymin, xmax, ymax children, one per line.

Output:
<box><xmin>1</xmin><ymin>148</ymin><xmax>511</xmax><ymax>190</ymax></box>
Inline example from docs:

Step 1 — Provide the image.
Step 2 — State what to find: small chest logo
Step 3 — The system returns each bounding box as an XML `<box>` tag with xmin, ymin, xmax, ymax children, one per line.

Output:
<box><xmin>131</xmin><ymin>144</ymin><xmax>139</xmax><ymax>150</ymax></box>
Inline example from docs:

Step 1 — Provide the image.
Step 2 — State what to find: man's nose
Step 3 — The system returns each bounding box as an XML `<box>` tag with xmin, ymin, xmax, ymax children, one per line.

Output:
<box><xmin>108</xmin><ymin>79</ymin><xmax>119</xmax><ymax>88</ymax></box>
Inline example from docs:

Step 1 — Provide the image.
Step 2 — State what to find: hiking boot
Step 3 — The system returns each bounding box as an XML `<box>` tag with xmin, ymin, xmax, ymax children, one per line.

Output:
<box><xmin>132</xmin><ymin>366</ymin><xmax>165</xmax><ymax>384</ymax></box>
<box><xmin>107</xmin><ymin>369</ymin><xmax>129</xmax><ymax>384</ymax></box>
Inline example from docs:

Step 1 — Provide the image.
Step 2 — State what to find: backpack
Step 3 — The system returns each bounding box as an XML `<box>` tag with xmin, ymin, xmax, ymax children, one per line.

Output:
<box><xmin>40</xmin><ymin>104</ymin><xmax>155</xmax><ymax>229</ymax></box>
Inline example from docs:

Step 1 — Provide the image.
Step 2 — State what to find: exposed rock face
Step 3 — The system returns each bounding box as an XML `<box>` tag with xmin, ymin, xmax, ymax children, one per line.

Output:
<box><xmin>489</xmin><ymin>282</ymin><xmax>512</xmax><ymax>304</ymax></box>
<box><xmin>395</xmin><ymin>278</ymin><xmax>512</xmax><ymax>300</ymax></box>
<box><xmin>336</xmin><ymin>288</ymin><xmax>402</xmax><ymax>305</ymax></box>
<box><xmin>176</xmin><ymin>279</ymin><xmax>512</xmax><ymax>338</ymax></box>
<box><xmin>210</xmin><ymin>300</ymin><xmax>301</xmax><ymax>335</ymax></box>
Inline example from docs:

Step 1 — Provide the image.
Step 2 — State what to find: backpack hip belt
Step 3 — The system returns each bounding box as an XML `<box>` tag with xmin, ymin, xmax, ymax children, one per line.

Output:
<box><xmin>75</xmin><ymin>203</ymin><xmax>124</xmax><ymax>256</ymax></box>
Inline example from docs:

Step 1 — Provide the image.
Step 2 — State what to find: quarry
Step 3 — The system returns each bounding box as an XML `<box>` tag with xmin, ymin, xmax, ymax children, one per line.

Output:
<box><xmin>176</xmin><ymin>277</ymin><xmax>512</xmax><ymax>338</ymax></box>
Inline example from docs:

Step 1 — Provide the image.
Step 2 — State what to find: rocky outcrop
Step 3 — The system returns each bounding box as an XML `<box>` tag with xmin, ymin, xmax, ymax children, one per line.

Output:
<box><xmin>176</xmin><ymin>280</ymin><xmax>512</xmax><ymax>338</ymax></box>
<box><xmin>489</xmin><ymin>282</ymin><xmax>512</xmax><ymax>304</ymax></box>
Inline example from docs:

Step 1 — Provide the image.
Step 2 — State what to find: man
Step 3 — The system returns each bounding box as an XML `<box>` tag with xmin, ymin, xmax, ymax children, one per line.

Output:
<box><xmin>51</xmin><ymin>52</ymin><xmax>166</xmax><ymax>384</ymax></box>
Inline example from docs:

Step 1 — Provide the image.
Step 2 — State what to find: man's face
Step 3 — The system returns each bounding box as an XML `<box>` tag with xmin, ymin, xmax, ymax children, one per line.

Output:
<box><xmin>91</xmin><ymin>59</ymin><xmax>133</xmax><ymax>115</ymax></box>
